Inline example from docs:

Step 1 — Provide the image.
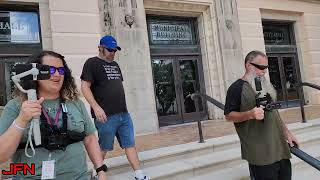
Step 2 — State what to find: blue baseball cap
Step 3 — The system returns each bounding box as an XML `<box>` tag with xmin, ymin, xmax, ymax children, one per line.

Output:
<box><xmin>99</xmin><ymin>35</ymin><xmax>121</xmax><ymax>50</ymax></box>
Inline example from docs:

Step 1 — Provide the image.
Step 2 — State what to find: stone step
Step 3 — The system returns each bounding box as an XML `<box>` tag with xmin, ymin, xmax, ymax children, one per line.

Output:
<box><xmin>293</xmin><ymin>159</ymin><xmax>320</xmax><ymax>180</ymax></box>
<box><xmin>189</xmin><ymin>144</ymin><xmax>320</xmax><ymax>180</ymax></box>
<box><xmin>107</xmin><ymin>119</ymin><xmax>320</xmax><ymax>180</ymax></box>
<box><xmin>279</xmin><ymin>105</ymin><xmax>320</xmax><ymax>121</ymax></box>
<box><xmin>101</xmin><ymin>119</ymin><xmax>320</xmax><ymax>176</ymax></box>
<box><xmin>108</xmin><ymin>146</ymin><xmax>242</xmax><ymax>180</ymax></box>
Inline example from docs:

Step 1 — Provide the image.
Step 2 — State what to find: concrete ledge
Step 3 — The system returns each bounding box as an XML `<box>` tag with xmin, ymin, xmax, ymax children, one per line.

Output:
<box><xmin>110</xmin><ymin>137</ymin><xmax>320</xmax><ymax>180</ymax></box>
<box><xmin>109</xmin><ymin>148</ymin><xmax>242</xmax><ymax>180</ymax></box>
<box><xmin>103</xmin><ymin>119</ymin><xmax>320</xmax><ymax>169</ymax></box>
<box><xmin>104</xmin><ymin>119</ymin><xmax>320</xmax><ymax>179</ymax></box>
<box><xmin>190</xmin><ymin>144</ymin><xmax>320</xmax><ymax>180</ymax></box>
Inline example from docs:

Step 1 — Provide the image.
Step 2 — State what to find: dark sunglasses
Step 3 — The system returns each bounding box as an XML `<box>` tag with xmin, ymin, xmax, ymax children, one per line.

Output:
<box><xmin>106</xmin><ymin>48</ymin><xmax>117</xmax><ymax>53</ymax></box>
<box><xmin>49</xmin><ymin>66</ymin><xmax>65</xmax><ymax>75</ymax></box>
<box><xmin>250</xmin><ymin>63</ymin><xmax>269</xmax><ymax>70</ymax></box>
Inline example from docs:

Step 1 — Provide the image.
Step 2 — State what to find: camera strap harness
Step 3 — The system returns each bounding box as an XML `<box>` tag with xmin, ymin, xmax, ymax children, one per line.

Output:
<box><xmin>61</xmin><ymin>103</ymin><xmax>68</xmax><ymax>136</ymax></box>
<box><xmin>40</xmin><ymin>101</ymin><xmax>69</xmax><ymax>151</ymax></box>
<box><xmin>19</xmin><ymin>100</ymin><xmax>86</xmax><ymax>152</ymax></box>
<box><xmin>24</xmin><ymin>101</ymin><xmax>68</xmax><ymax>156</ymax></box>
<box><xmin>42</xmin><ymin>106</ymin><xmax>62</xmax><ymax>126</ymax></box>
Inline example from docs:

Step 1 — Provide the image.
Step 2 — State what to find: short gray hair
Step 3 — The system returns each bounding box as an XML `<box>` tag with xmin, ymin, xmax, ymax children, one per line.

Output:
<box><xmin>245</xmin><ymin>50</ymin><xmax>267</xmax><ymax>64</ymax></box>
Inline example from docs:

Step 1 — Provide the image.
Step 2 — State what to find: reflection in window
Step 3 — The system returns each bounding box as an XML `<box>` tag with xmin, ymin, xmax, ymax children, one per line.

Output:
<box><xmin>179</xmin><ymin>60</ymin><xmax>203</xmax><ymax>113</ymax></box>
<box><xmin>152</xmin><ymin>59</ymin><xmax>178</xmax><ymax>116</ymax></box>
<box><xmin>263</xmin><ymin>24</ymin><xmax>291</xmax><ymax>45</ymax></box>
<box><xmin>0</xmin><ymin>59</ymin><xmax>27</xmax><ymax>106</ymax></box>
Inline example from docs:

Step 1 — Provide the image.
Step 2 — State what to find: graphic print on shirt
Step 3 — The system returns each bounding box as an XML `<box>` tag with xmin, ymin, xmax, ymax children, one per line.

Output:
<box><xmin>103</xmin><ymin>64</ymin><xmax>122</xmax><ymax>80</ymax></box>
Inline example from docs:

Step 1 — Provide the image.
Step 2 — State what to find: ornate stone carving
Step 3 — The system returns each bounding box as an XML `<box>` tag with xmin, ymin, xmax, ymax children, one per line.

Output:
<box><xmin>102</xmin><ymin>0</ymin><xmax>113</xmax><ymax>34</ymax></box>
<box><xmin>125</xmin><ymin>14</ymin><xmax>135</xmax><ymax>28</ymax></box>
<box><xmin>119</xmin><ymin>0</ymin><xmax>125</xmax><ymax>7</ymax></box>
<box><xmin>225</xmin><ymin>19</ymin><xmax>233</xmax><ymax>30</ymax></box>
<box><xmin>124</xmin><ymin>0</ymin><xmax>135</xmax><ymax>28</ymax></box>
<box><xmin>101</xmin><ymin>0</ymin><xmax>137</xmax><ymax>30</ymax></box>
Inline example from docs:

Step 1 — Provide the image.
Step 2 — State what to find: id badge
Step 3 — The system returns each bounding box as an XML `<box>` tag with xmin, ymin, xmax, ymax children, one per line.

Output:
<box><xmin>41</xmin><ymin>160</ymin><xmax>56</xmax><ymax>179</ymax></box>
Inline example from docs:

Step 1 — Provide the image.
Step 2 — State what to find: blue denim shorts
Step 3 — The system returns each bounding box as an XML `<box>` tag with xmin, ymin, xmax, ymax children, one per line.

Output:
<box><xmin>94</xmin><ymin>112</ymin><xmax>135</xmax><ymax>151</ymax></box>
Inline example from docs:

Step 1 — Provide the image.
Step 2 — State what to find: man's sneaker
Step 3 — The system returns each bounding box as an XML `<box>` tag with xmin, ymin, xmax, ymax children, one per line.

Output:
<box><xmin>135</xmin><ymin>176</ymin><xmax>149</xmax><ymax>180</ymax></box>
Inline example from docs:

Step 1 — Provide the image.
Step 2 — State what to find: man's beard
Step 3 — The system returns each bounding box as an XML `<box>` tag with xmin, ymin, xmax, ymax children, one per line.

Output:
<box><xmin>100</xmin><ymin>48</ymin><xmax>114</xmax><ymax>62</ymax></box>
<box><xmin>244</xmin><ymin>71</ymin><xmax>277</xmax><ymax>101</ymax></box>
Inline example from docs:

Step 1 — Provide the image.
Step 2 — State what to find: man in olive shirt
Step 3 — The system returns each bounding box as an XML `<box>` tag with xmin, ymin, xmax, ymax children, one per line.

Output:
<box><xmin>224</xmin><ymin>50</ymin><xmax>299</xmax><ymax>180</ymax></box>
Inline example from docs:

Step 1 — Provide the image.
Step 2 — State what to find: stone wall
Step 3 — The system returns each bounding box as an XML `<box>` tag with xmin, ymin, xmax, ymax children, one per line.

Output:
<box><xmin>237</xmin><ymin>0</ymin><xmax>320</xmax><ymax>104</ymax></box>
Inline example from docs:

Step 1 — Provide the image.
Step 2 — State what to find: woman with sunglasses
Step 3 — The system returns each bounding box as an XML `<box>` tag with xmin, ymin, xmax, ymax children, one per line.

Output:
<box><xmin>0</xmin><ymin>51</ymin><xmax>107</xmax><ymax>180</ymax></box>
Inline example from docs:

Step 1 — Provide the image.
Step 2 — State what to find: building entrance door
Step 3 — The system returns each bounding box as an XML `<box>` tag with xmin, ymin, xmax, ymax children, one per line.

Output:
<box><xmin>147</xmin><ymin>15</ymin><xmax>207</xmax><ymax>126</ymax></box>
<box><xmin>268</xmin><ymin>54</ymin><xmax>300</xmax><ymax>107</ymax></box>
<box><xmin>151</xmin><ymin>56</ymin><xmax>205</xmax><ymax>126</ymax></box>
<box><xmin>263</xmin><ymin>21</ymin><xmax>303</xmax><ymax>108</ymax></box>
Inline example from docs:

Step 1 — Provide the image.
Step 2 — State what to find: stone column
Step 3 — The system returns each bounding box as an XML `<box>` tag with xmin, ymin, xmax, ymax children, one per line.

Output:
<box><xmin>215</xmin><ymin>0</ymin><xmax>244</xmax><ymax>88</ymax></box>
<box><xmin>100</xmin><ymin>0</ymin><xmax>159</xmax><ymax>134</ymax></box>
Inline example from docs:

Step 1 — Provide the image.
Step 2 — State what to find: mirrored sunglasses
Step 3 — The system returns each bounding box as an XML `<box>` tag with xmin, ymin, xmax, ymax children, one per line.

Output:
<box><xmin>250</xmin><ymin>63</ymin><xmax>269</xmax><ymax>70</ymax></box>
<box><xmin>49</xmin><ymin>66</ymin><xmax>65</xmax><ymax>75</ymax></box>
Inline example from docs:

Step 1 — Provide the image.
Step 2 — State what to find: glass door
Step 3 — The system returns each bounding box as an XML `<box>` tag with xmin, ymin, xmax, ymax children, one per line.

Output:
<box><xmin>268</xmin><ymin>56</ymin><xmax>286</xmax><ymax>104</ymax></box>
<box><xmin>151</xmin><ymin>56</ymin><xmax>206</xmax><ymax>126</ymax></box>
<box><xmin>267</xmin><ymin>54</ymin><xmax>301</xmax><ymax>108</ymax></box>
<box><xmin>282</xmin><ymin>55</ymin><xmax>300</xmax><ymax>107</ymax></box>
<box><xmin>177</xmin><ymin>57</ymin><xmax>205</xmax><ymax>122</ymax></box>
<box><xmin>152</xmin><ymin>57</ymin><xmax>182</xmax><ymax>126</ymax></box>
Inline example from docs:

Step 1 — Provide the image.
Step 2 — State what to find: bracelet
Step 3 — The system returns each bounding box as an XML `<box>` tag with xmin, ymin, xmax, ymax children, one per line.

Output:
<box><xmin>12</xmin><ymin>120</ymin><xmax>26</xmax><ymax>132</ymax></box>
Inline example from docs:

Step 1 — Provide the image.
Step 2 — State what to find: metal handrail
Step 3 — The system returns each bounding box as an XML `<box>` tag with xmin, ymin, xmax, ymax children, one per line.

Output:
<box><xmin>199</xmin><ymin>94</ymin><xmax>225</xmax><ymax>110</ymax></box>
<box><xmin>290</xmin><ymin>146</ymin><xmax>320</xmax><ymax>171</ymax></box>
<box><xmin>300</xmin><ymin>82</ymin><xmax>320</xmax><ymax>91</ymax></box>
<box><xmin>191</xmin><ymin>93</ymin><xmax>224</xmax><ymax>143</ymax></box>
<box><xmin>296</xmin><ymin>82</ymin><xmax>320</xmax><ymax>123</ymax></box>
<box><xmin>192</xmin><ymin>92</ymin><xmax>320</xmax><ymax>172</ymax></box>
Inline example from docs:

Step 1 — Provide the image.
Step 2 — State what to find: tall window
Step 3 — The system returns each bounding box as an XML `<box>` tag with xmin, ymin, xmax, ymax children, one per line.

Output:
<box><xmin>0</xmin><ymin>4</ymin><xmax>42</xmax><ymax>106</ymax></box>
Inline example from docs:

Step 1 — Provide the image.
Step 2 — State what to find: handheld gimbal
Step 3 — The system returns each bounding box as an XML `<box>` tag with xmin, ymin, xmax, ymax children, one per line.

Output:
<box><xmin>12</xmin><ymin>63</ymin><xmax>50</xmax><ymax>157</ymax></box>
<box><xmin>254</xmin><ymin>76</ymin><xmax>281</xmax><ymax>111</ymax></box>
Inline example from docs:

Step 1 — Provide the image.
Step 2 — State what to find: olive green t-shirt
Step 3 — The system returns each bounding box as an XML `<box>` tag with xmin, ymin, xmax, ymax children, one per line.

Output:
<box><xmin>224</xmin><ymin>79</ymin><xmax>291</xmax><ymax>165</ymax></box>
<box><xmin>0</xmin><ymin>97</ymin><xmax>97</xmax><ymax>179</ymax></box>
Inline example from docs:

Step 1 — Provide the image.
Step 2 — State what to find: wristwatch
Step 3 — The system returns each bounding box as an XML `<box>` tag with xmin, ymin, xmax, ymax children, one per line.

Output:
<box><xmin>96</xmin><ymin>164</ymin><xmax>108</xmax><ymax>173</ymax></box>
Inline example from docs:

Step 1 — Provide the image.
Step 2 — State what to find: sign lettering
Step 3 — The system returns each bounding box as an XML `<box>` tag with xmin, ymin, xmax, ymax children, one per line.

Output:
<box><xmin>149</xmin><ymin>21</ymin><xmax>193</xmax><ymax>45</ymax></box>
<box><xmin>0</xmin><ymin>11</ymin><xmax>40</xmax><ymax>43</ymax></box>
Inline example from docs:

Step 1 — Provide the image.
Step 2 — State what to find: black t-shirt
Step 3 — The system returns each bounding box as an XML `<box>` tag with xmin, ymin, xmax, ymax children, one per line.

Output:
<box><xmin>224</xmin><ymin>79</ymin><xmax>245</xmax><ymax>115</ymax></box>
<box><xmin>81</xmin><ymin>57</ymin><xmax>127</xmax><ymax>117</ymax></box>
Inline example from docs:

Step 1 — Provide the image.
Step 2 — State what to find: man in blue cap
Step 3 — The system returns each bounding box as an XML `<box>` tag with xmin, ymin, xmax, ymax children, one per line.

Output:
<box><xmin>81</xmin><ymin>35</ymin><xmax>149</xmax><ymax>180</ymax></box>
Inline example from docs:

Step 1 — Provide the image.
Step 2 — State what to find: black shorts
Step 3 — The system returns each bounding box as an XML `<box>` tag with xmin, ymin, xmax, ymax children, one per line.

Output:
<box><xmin>249</xmin><ymin>159</ymin><xmax>292</xmax><ymax>180</ymax></box>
